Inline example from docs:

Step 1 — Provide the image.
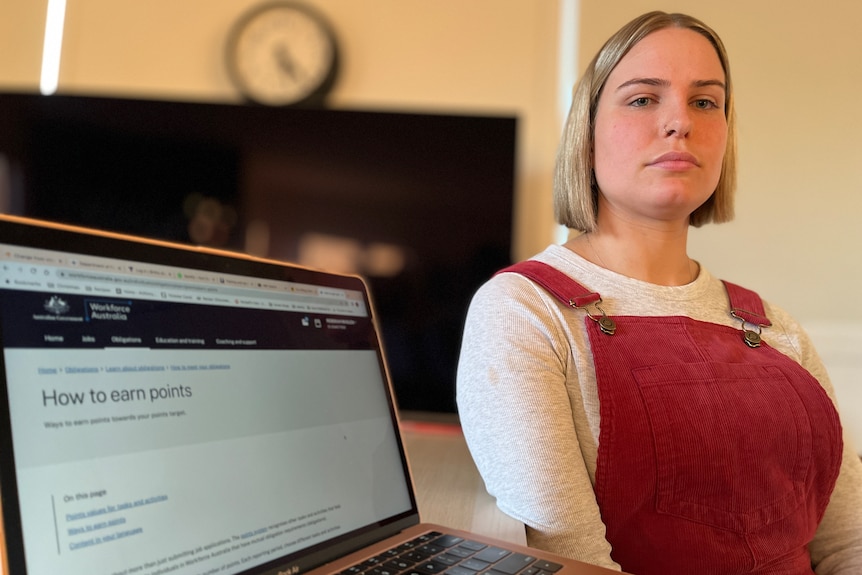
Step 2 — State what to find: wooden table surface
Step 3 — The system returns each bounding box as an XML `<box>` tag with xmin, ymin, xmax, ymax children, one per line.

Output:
<box><xmin>399</xmin><ymin>416</ymin><xmax>526</xmax><ymax>545</ymax></box>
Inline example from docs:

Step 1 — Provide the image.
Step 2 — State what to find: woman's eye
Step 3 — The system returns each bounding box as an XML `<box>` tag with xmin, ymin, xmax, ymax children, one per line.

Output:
<box><xmin>630</xmin><ymin>97</ymin><xmax>651</xmax><ymax>107</ymax></box>
<box><xmin>693</xmin><ymin>99</ymin><xmax>718</xmax><ymax>109</ymax></box>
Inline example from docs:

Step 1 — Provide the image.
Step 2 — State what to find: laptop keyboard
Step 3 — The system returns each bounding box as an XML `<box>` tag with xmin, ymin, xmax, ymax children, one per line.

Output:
<box><xmin>340</xmin><ymin>531</ymin><xmax>563</xmax><ymax>575</ymax></box>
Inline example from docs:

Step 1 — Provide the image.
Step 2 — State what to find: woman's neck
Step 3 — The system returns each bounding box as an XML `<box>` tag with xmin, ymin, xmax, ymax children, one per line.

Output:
<box><xmin>565</xmin><ymin>225</ymin><xmax>697</xmax><ymax>286</ymax></box>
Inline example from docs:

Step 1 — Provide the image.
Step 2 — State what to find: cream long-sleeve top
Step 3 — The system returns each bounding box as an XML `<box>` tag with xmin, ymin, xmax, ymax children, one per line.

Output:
<box><xmin>456</xmin><ymin>244</ymin><xmax>862</xmax><ymax>573</ymax></box>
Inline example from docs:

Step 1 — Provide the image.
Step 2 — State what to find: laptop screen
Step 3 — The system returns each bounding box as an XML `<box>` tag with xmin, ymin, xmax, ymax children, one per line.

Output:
<box><xmin>0</xmin><ymin>216</ymin><xmax>417</xmax><ymax>575</ymax></box>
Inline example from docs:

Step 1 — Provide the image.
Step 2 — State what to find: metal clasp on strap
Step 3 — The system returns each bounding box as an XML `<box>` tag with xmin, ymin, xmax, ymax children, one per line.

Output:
<box><xmin>730</xmin><ymin>308</ymin><xmax>770</xmax><ymax>348</ymax></box>
<box><xmin>569</xmin><ymin>293</ymin><xmax>616</xmax><ymax>336</ymax></box>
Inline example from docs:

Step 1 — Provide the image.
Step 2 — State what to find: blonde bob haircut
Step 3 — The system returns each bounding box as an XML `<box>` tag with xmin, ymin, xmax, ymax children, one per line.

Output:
<box><xmin>554</xmin><ymin>11</ymin><xmax>736</xmax><ymax>231</ymax></box>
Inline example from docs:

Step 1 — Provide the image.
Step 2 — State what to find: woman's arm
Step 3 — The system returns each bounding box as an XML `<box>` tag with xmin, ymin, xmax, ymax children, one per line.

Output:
<box><xmin>767</xmin><ymin>305</ymin><xmax>862</xmax><ymax>574</ymax></box>
<box><xmin>804</xmin><ymin>364</ymin><xmax>862</xmax><ymax>573</ymax></box>
<box><xmin>456</xmin><ymin>274</ymin><xmax>620</xmax><ymax>570</ymax></box>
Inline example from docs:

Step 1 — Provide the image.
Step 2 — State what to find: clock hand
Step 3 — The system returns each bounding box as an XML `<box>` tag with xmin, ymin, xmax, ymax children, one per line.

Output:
<box><xmin>274</xmin><ymin>44</ymin><xmax>298</xmax><ymax>80</ymax></box>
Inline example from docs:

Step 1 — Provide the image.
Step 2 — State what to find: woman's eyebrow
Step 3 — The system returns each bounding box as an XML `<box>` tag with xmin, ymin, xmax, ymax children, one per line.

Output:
<box><xmin>614</xmin><ymin>77</ymin><xmax>726</xmax><ymax>91</ymax></box>
<box><xmin>615</xmin><ymin>77</ymin><xmax>669</xmax><ymax>91</ymax></box>
<box><xmin>693</xmin><ymin>79</ymin><xmax>727</xmax><ymax>90</ymax></box>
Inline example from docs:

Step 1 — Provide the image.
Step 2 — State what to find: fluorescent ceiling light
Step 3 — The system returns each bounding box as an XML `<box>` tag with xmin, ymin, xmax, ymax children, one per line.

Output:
<box><xmin>40</xmin><ymin>0</ymin><xmax>68</xmax><ymax>95</ymax></box>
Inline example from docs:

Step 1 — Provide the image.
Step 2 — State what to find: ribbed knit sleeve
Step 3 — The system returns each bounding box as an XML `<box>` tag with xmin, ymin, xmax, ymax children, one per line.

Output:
<box><xmin>773</xmin><ymin>311</ymin><xmax>862</xmax><ymax>574</ymax></box>
<box><xmin>456</xmin><ymin>271</ymin><xmax>621</xmax><ymax>570</ymax></box>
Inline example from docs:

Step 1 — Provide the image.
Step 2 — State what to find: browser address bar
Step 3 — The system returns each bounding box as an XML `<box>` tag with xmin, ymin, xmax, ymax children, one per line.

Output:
<box><xmin>58</xmin><ymin>269</ymin><xmax>350</xmax><ymax>308</ymax></box>
<box><xmin>59</xmin><ymin>270</ymin><xmax>219</xmax><ymax>293</ymax></box>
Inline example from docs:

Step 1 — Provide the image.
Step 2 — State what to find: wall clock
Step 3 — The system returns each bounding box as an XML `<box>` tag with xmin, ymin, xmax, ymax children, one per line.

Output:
<box><xmin>226</xmin><ymin>2</ymin><xmax>339</xmax><ymax>106</ymax></box>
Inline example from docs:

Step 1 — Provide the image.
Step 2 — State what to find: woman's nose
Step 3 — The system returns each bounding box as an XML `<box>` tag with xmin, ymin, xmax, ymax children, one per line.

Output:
<box><xmin>662</xmin><ymin>104</ymin><xmax>692</xmax><ymax>137</ymax></box>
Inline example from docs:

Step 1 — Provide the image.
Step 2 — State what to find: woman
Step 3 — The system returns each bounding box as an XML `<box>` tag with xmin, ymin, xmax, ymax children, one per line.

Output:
<box><xmin>456</xmin><ymin>11</ymin><xmax>862</xmax><ymax>574</ymax></box>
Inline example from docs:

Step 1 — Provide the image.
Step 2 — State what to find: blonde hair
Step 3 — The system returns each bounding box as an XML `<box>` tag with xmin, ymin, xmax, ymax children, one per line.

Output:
<box><xmin>554</xmin><ymin>11</ymin><xmax>736</xmax><ymax>231</ymax></box>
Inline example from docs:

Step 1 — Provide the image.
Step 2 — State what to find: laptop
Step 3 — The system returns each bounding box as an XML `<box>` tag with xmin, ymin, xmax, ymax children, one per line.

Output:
<box><xmin>0</xmin><ymin>215</ymin><xmax>621</xmax><ymax>575</ymax></box>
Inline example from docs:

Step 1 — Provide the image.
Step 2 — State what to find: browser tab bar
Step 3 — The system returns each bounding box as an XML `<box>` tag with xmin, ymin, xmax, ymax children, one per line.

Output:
<box><xmin>0</xmin><ymin>244</ymin><xmax>369</xmax><ymax>318</ymax></box>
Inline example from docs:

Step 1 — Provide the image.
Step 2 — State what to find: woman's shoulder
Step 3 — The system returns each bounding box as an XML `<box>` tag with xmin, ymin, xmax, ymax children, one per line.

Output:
<box><xmin>759</xmin><ymin>298</ymin><xmax>821</xmax><ymax>366</ymax></box>
<box><xmin>710</xmin><ymin>278</ymin><xmax>820</xmax><ymax>368</ymax></box>
<box><xmin>464</xmin><ymin>247</ymin><xmax>587</xmax><ymax>336</ymax></box>
<box><xmin>472</xmin><ymin>246</ymin><xmax>572</xmax><ymax>301</ymax></box>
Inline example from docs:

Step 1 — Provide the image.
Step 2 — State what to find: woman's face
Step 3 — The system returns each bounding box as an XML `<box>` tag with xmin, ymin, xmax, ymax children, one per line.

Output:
<box><xmin>592</xmin><ymin>27</ymin><xmax>728</xmax><ymax>228</ymax></box>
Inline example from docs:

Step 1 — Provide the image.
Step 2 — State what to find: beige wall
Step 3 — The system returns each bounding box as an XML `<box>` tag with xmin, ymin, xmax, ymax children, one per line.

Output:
<box><xmin>581</xmin><ymin>1</ymin><xmax>862</xmax><ymax>324</ymax></box>
<box><xmin>580</xmin><ymin>1</ymin><xmax>862</xmax><ymax>447</ymax></box>
<box><xmin>1</xmin><ymin>1</ymin><xmax>860</xmax><ymax>441</ymax></box>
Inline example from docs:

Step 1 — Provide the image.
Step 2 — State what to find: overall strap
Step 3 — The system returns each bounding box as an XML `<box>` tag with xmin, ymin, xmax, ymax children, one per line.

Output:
<box><xmin>721</xmin><ymin>280</ymin><xmax>772</xmax><ymax>348</ymax></box>
<box><xmin>497</xmin><ymin>260</ymin><xmax>617</xmax><ymax>335</ymax></box>
<box><xmin>721</xmin><ymin>280</ymin><xmax>772</xmax><ymax>327</ymax></box>
<box><xmin>497</xmin><ymin>260</ymin><xmax>600</xmax><ymax>307</ymax></box>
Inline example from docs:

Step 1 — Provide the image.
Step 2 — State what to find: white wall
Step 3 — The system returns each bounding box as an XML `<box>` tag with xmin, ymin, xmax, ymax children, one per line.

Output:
<box><xmin>1</xmin><ymin>0</ymin><xmax>858</xmax><ymax>449</ymax></box>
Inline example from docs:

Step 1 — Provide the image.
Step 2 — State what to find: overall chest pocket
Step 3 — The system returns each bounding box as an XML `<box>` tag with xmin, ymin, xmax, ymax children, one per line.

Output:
<box><xmin>633</xmin><ymin>362</ymin><xmax>813</xmax><ymax>534</ymax></box>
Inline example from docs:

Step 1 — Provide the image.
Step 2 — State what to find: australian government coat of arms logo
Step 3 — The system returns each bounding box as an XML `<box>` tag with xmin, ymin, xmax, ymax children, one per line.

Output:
<box><xmin>44</xmin><ymin>295</ymin><xmax>71</xmax><ymax>315</ymax></box>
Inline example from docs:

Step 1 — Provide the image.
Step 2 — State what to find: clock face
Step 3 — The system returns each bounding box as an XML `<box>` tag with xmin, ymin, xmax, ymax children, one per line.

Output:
<box><xmin>226</xmin><ymin>2</ymin><xmax>338</xmax><ymax>106</ymax></box>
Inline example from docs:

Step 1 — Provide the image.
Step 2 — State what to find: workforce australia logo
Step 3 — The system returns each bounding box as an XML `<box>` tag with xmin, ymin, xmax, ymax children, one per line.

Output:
<box><xmin>43</xmin><ymin>295</ymin><xmax>70</xmax><ymax>315</ymax></box>
<box><xmin>85</xmin><ymin>299</ymin><xmax>132</xmax><ymax>321</ymax></box>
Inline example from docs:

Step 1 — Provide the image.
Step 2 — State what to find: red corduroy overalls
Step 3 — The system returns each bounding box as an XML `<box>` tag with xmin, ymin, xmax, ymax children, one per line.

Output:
<box><xmin>502</xmin><ymin>261</ymin><xmax>843</xmax><ymax>575</ymax></box>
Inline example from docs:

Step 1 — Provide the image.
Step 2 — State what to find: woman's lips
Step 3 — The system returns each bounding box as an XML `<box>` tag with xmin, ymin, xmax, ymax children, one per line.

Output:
<box><xmin>649</xmin><ymin>151</ymin><xmax>700</xmax><ymax>170</ymax></box>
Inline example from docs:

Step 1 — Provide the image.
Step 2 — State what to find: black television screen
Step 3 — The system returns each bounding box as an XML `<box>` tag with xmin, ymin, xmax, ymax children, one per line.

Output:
<box><xmin>0</xmin><ymin>93</ymin><xmax>516</xmax><ymax>413</ymax></box>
